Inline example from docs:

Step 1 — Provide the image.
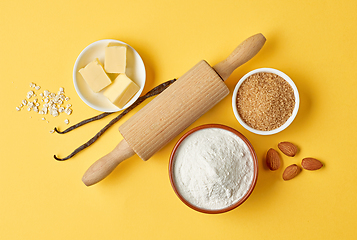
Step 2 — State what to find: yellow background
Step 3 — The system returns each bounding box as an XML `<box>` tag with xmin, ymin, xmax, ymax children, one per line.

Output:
<box><xmin>1</xmin><ymin>0</ymin><xmax>356</xmax><ymax>239</ymax></box>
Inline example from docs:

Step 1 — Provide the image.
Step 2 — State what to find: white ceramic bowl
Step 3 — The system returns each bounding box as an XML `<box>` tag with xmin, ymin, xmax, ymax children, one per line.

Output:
<box><xmin>73</xmin><ymin>39</ymin><xmax>146</xmax><ymax>112</ymax></box>
<box><xmin>232</xmin><ymin>68</ymin><xmax>299</xmax><ymax>135</ymax></box>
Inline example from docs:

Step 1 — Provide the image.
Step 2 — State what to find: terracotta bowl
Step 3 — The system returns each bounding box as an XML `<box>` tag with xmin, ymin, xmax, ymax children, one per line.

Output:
<box><xmin>169</xmin><ymin>124</ymin><xmax>258</xmax><ymax>214</ymax></box>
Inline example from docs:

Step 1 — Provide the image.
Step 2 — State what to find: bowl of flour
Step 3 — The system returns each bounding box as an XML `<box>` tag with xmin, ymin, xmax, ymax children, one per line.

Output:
<box><xmin>169</xmin><ymin>124</ymin><xmax>258</xmax><ymax>214</ymax></box>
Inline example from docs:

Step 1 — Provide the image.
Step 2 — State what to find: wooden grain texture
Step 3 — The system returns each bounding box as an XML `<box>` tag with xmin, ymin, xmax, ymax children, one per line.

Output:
<box><xmin>213</xmin><ymin>33</ymin><xmax>266</xmax><ymax>81</ymax></box>
<box><xmin>82</xmin><ymin>139</ymin><xmax>135</xmax><ymax>186</ymax></box>
<box><xmin>83</xmin><ymin>34</ymin><xmax>266</xmax><ymax>185</ymax></box>
<box><xmin>119</xmin><ymin>60</ymin><xmax>229</xmax><ymax>161</ymax></box>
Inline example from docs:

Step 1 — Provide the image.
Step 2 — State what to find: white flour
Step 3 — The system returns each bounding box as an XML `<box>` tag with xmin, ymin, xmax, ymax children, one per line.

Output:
<box><xmin>173</xmin><ymin>128</ymin><xmax>254</xmax><ymax>210</ymax></box>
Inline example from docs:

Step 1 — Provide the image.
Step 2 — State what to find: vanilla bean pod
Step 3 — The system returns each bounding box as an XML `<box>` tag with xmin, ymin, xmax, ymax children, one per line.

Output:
<box><xmin>54</xmin><ymin>79</ymin><xmax>176</xmax><ymax>161</ymax></box>
<box><xmin>54</xmin><ymin>112</ymin><xmax>114</xmax><ymax>134</ymax></box>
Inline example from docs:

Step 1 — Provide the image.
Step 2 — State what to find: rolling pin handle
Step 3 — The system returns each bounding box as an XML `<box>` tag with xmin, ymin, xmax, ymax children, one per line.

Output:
<box><xmin>213</xmin><ymin>33</ymin><xmax>266</xmax><ymax>81</ymax></box>
<box><xmin>82</xmin><ymin>139</ymin><xmax>135</xmax><ymax>186</ymax></box>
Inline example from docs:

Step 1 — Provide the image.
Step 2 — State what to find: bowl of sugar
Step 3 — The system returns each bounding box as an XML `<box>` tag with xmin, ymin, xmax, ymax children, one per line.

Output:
<box><xmin>169</xmin><ymin>124</ymin><xmax>258</xmax><ymax>214</ymax></box>
<box><xmin>232</xmin><ymin>68</ymin><xmax>299</xmax><ymax>135</ymax></box>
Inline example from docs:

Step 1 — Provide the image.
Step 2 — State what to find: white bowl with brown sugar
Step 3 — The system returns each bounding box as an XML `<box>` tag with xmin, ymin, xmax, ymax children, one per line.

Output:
<box><xmin>232</xmin><ymin>68</ymin><xmax>299</xmax><ymax>135</ymax></box>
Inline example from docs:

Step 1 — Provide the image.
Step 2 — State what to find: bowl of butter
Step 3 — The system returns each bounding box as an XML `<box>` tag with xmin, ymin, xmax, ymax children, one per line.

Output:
<box><xmin>73</xmin><ymin>39</ymin><xmax>146</xmax><ymax>112</ymax></box>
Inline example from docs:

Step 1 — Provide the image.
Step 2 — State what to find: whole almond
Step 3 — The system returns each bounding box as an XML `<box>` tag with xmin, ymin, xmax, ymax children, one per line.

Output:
<box><xmin>301</xmin><ymin>158</ymin><xmax>323</xmax><ymax>170</ymax></box>
<box><xmin>282</xmin><ymin>164</ymin><xmax>301</xmax><ymax>180</ymax></box>
<box><xmin>266</xmin><ymin>148</ymin><xmax>281</xmax><ymax>171</ymax></box>
<box><xmin>278</xmin><ymin>142</ymin><xmax>298</xmax><ymax>157</ymax></box>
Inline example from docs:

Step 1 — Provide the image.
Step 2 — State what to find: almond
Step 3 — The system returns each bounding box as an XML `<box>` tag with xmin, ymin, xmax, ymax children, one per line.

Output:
<box><xmin>282</xmin><ymin>164</ymin><xmax>301</xmax><ymax>180</ymax></box>
<box><xmin>301</xmin><ymin>158</ymin><xmax>323</xmax><ymax>170</ymax></box>
<box><xmin>278</xmin><ymin>142</ymin><xmax>298</xmax><ymax>157</ymax></box>
<box><xmin>266</xmin><ymin>148</ymin><xmax>281</xmax><ymax>171</ymax></box>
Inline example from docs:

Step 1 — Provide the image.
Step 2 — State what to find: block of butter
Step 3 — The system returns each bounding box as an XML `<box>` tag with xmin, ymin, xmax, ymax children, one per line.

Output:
<box><xmin>103</xmin><ymin>73</ymin><xmax>140</xmax><ymax>108</ymax></box>
<box><xmin>104</xmin><ymin>43</ymin><xmax>127</xmax><ymax>73</ymax></box>
<box><xmin>78</xmin><ymin>58</ymin><xmax>112</xmax><ymax>93</ymax></box>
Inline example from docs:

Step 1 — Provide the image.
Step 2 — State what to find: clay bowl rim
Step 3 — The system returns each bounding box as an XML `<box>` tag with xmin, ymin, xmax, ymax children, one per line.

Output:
<box><xmin>168</xmin><ymin>124</ymin><xmax>258</xmax><ymax>214</ymax></box>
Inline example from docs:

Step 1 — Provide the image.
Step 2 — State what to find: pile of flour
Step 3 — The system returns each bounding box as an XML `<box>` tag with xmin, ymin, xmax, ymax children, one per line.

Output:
<box><xmin>173</xmin><ymin>128</ymin><xmax>254</xmax><ymax>210</ymax></box>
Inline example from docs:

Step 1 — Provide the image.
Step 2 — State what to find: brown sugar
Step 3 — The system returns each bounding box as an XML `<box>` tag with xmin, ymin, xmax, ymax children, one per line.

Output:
<box><xmin>236</xmin><ymin>72</ymin><xmax>295</xmax><ymax>131</ymax></box>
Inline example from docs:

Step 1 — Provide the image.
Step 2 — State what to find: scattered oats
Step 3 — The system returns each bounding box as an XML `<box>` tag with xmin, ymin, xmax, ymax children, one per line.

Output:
<box><xmin>18</xmin><ymin>84</ymin><xmax>73</xmax><ymax>124</ymax></box>
<box><xmin>64</xmin><ymin>119</ymin><xmax>69</xmax><ymax>124</ymax></box>
<box><xmin>26</xmin><ymin>93</ymin><xmax>33</xmax><ymax>99</ymax></box>
<box><xmin>65</xmin><ymin>108</ymin><xmax>72</xmax><ymax>115</ymax></box>
<box><xmin>42</xmin><ymin>107</ymin><xmax>48</xmax><ymax>114</ymax></box>
<box><xmin>51</xmin><ymin>109</ymin><xmax>59</xmax><ymax>117</ymax></box>
<box><xmin>49</xmin><ymin>129</ymin><xmax>54</xmax><ymax>134</ymax></box>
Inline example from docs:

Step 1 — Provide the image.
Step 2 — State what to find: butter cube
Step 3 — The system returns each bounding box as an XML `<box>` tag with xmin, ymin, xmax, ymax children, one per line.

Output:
<box><xmin>103</xmin><ymin>74</ymin><xmax>140</xmax><ymax>108</ymax></box>
<box><xmin>104</xmin><ymin>43</ymin><xmax>127</xmax><ymax>73</ymax></box>
<box><xmin>78</xmin><ymin>58</ymin><xmax>112</xmax><ymax>93</ymax></box>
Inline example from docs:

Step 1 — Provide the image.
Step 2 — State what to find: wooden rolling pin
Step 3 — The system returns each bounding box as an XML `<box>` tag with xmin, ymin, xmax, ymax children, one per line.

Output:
<box><xmin>82</xmin><ymin>33</ymin><xmax>266</xmax><ymax>186</ymax></box>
